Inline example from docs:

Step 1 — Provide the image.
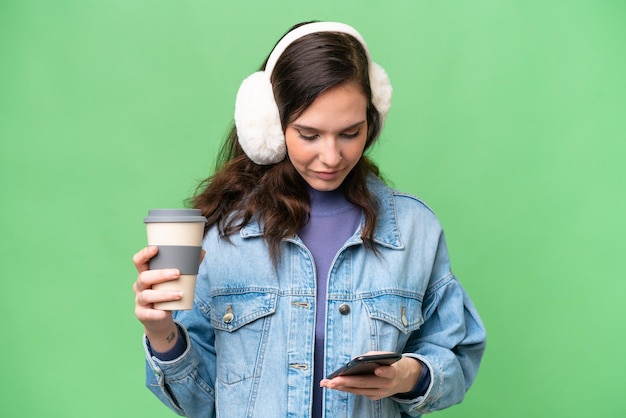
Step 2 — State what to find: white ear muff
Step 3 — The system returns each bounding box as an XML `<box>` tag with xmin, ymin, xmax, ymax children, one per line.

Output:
<box><xmin>234</xmin><ymin>22</ymin><xmax>392</xmax><ymax>165</ymax></box>
<box><xmin>234</xmin><ymin>71</ymin><xmax>285</xmax><ymax>165</ymax></box>
<box><xmin>369</xmin><ymin>62</ymin><xmax>393</xmax><ymax>124</ymax></box>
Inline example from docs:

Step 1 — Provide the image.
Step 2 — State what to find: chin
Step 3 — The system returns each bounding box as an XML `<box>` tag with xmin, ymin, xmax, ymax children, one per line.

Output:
<box><xmin>308</xmin><ymin>181</ymin><xmax>342</xmax><ymax>192</ymax></box>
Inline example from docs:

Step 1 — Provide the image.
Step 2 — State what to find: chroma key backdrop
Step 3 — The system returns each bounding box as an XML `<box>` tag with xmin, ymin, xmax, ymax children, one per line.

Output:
<box><xmin>1</xmin><ymin>1</ymin><xmax>625</xmax><ymax>417</ymax></box>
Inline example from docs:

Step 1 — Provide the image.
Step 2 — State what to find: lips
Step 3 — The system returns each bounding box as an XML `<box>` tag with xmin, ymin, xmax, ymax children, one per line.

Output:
<box><xmin>314</xmin><ymin>171</ymin><xmax>341</xmax><ymax>180</ymax></box>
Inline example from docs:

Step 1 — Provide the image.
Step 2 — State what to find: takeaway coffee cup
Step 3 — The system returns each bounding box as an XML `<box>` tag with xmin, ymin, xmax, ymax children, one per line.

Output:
<box><xmin>144</xmin><ymin>209</ymin><xmax>207</xmax><ymax>310</ymax></box>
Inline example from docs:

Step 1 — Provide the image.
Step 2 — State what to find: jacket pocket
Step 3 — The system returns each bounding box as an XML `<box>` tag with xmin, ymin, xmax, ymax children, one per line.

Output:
<box><xmin>209</xmin><ymin>289</ymin><xmax>278</xmax><ymax>385</ymax></box>
<box><xmin>210</xmin><ymin>289</ymin><xmax>278</xmax><ymax>332</ymax></box>
<box><xmin>362</xmin><ymin>293</ymin><xmax>424</xmax><ymax>348</ymax></box>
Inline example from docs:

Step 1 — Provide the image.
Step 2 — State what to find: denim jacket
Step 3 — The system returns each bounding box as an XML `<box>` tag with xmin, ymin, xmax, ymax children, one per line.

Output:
<box><xmin>143</xmin><ymin>177</ymin><xmax>486</xmax><ymax>417</ymax></box>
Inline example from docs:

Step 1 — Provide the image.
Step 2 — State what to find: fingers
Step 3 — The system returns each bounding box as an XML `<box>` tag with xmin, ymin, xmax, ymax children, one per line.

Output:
<box><xmin>132</xmin><ymin>246</ymin><xmax>180</xmax><ymax>335</ymax></box>
<box><xmin>133</xmin><ymin>268</ymin><xmax>181</xmax><ymax>317</ymax></box>
<box><xmin>134</xmin><ymin>270</ymin><xmax>181</xmax><ymax>326</ymax></box>
<box><xmin>134</xmin><ymin>300</ymin><xmax>173</xmax><ymax>323</ymax></box>
<box><xmin>321</xmin><ymin>357</ymin><xmax>422</xmax><ymax>400</ymax></box>
<box><xmin>322</xmin><ymin>373</ymin><xmax>392</xmax><ymax>389</ymax></box>
<box><xmin>133</xmin><ymin>245</ymin><xmax>158</xmax><ymax>273</ymax></box>
<box><xmin>320</xmin><ymin>366</ymin><xmax>398</xmax><ymax>400</ymax></box>
<box><xmin>135</xmin><ymin>287</ymin><xmax>182</xmax><ymax>307</ymax></box>
<box><xmin>134</xmin><ymin>268</ymin><xmax>180</xmax><ymax>294</ymax></box>
<box><xmin>320</xmin><ymin>375</ymin><xmax>393</xmax><ymax>400</ymax></box>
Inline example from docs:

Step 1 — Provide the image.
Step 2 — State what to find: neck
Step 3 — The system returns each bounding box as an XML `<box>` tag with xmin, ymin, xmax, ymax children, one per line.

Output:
<box><xmin>307</xmin><ymin>186</ymin><xmax>352</xmax><ymax>215</ymax></box>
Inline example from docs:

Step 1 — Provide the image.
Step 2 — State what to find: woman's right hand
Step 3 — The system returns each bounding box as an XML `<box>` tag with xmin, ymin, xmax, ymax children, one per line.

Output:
<box><xmin>133</xmin><ymin>246</ymin><xmax>182</xmax><ymax>352</ymax></box>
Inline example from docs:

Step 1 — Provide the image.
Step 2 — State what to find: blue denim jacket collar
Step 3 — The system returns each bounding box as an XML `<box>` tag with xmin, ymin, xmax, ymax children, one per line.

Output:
<box><xmin>240</xmin><ymin>176</ymin><xmax>404</xmax><ymax>250</ymax></box>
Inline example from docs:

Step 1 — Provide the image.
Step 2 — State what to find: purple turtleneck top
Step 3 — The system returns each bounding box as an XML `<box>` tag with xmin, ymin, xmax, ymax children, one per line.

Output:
<box><xmin>298</xmin><ymin>187</ymin><xmax>362</xmax><ymax>417</ymax></box>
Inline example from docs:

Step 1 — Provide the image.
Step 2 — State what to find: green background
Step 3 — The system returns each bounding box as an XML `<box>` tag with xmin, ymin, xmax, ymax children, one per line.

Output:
<box><xmin>1</xmin><ymin>1</ymin><xmax>625</xmax><ymax>417</ymax></box>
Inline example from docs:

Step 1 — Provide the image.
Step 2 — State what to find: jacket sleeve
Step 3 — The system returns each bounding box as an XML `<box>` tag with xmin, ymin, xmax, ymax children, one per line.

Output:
<box><xmin>393</xmin><ymin>232</ymin><xmax>487</xmax><ymax>416</ymax></box>
<box><xmin>143</xmin><ymin>258</ymin><xmax>217</xmax><ymax>417</ymax></box>
<box><xmin>143</xmin><ymin>317</ymin><xmax>217</xmax><ymax>417</ymax></box>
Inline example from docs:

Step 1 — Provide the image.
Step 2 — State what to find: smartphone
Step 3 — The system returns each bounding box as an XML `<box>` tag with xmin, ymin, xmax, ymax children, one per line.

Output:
<box><xmin>326</xmin><ymin>353</ymin><xmax>402</xmax><ymax>379</ymax></box>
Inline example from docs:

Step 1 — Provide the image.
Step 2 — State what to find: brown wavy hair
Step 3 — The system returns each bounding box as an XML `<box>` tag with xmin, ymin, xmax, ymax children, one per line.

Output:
<box><xmin>190</xmin><ymin>23</ymin><xmax>385</xmax><ymax>262</ymax></box>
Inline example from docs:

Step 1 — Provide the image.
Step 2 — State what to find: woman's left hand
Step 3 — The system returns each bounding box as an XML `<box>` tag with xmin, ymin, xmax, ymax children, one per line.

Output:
<box><xmin>319</xmin><ymin>354</ymin><xmax>422</xmax><ymax>401</ymax></box>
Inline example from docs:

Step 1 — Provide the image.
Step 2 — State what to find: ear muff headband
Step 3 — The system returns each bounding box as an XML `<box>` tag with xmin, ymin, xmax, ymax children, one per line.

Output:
<box><xmin>234</xmin><ymin>22</ymin><xmax>392</xmax><ymax>165</ymax></box>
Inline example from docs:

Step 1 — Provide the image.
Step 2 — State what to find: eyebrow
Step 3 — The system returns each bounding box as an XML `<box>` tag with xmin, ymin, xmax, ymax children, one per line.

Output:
<box><xmin>292</xmin><ymin>120</ymin><xmax>366</xmax><ymax>132</ymax></box>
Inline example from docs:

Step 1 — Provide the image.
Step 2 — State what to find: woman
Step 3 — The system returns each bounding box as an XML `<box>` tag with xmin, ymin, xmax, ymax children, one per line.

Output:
<box><xmin>133</xmin><ymin>21</ymin><xmax>486</xmax><ymax>417</ymax></box>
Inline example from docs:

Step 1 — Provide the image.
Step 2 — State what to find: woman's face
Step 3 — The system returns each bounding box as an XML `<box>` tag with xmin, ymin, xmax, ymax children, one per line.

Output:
<box><xmin>284</xmin><ymin>82</ymin><xmax>368</xmax><ymax>192</ymax></box>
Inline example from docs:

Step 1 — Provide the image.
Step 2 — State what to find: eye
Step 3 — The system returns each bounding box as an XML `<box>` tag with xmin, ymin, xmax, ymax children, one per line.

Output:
<box><xmin>296</xmin><ymin>130</ymin><xmax>319</xmax><ymax>141</ymax></box>
<box><xmin>340</xmin><ymin>130</ymin><xmax>361</xmax><ymax>139</ymax></box>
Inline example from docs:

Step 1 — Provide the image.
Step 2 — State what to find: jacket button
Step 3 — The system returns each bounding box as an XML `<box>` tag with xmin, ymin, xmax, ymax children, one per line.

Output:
<box><xmin>338</xmin><ymin>304</ymin><xmax>351</xmax><ymax>315</ymax></box>
<box><xmin>223</xmin><ymin>306</ymin><xmax>234</xmax><ymax>323</ymax></box>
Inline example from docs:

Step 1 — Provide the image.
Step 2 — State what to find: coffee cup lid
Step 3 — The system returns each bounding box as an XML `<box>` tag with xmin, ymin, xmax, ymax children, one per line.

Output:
<box><xmin>144</xmin><ymin>209</ymin><xmax>207</xmax><ymax>223</ymax></box>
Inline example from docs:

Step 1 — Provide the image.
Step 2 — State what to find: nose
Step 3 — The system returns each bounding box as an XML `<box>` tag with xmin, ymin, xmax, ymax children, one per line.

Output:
<box><xmin>318</xmin><ymin>138</ymin><xmax>342</xmax><ymax>167</ymax></box>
